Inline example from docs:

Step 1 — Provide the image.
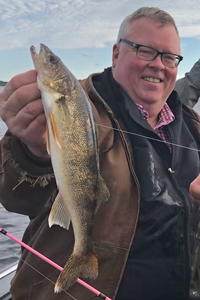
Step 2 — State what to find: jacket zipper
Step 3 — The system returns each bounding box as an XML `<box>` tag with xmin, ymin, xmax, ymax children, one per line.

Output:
<box><xmin>168</xmin><ymin>127</ymin><xmax>191</xmax><ymax>296</ymax></box>
<box><xmin>169</xmin><ymin>174</ymin><xmax>191</xmax><ymax>296</ymax></box>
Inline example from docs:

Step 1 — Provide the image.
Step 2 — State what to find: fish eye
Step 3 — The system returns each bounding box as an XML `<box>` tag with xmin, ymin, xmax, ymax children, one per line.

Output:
<box><xmin>49</xmin><ymin>54</ymin><xmax>59</xmax><ymax>63</ymax></box>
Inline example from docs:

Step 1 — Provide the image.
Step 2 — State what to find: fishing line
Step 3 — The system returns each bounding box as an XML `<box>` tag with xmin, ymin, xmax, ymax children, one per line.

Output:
<box><xmin>1</xmin><ymin>95</ymin><xmax>199</xmax><ymax>298</ymax></box>
<box><xmin>89</xmin><ymin>296</ymin><xmax>102</xmax><ymax>300</ymax></box>
<box><xmin>12</xmin><ymin>257</ymin><xmax>107</xmax><ymax>300</ymax></box>
<box><xmin>0</xmin><ymin>101</ymin><xmax>200</xmax><ymax>153</ymax></box>
<box><xmin>19</xmin><ymin>257</ymin><xmax>77</xmax><ymax>300</ymax></box>
<box><xmin>96</xmin><ymin>123</ymin><xmax>200</xmax><ymax>153</ymax></box>
<box><xmin>6</xmin><ymin>255</ymin><xmax>109</xmax><ymax>300</ymax></box>
<box><xmin>0</xmin><ymin>227</ymin><xmax>113</xmax><ymax>300</ymax></box>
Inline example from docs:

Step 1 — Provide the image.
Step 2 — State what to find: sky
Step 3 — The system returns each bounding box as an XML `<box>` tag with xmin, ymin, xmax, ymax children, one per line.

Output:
<box><xmin>0</xmin><ymin>0</ymin><xmax>200</xmax><ymax>82</ymax></box>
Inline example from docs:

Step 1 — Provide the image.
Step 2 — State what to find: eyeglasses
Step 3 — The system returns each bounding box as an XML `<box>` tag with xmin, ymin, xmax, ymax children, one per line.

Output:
<box><xmin>119</xmin><ymin>38</ymin><xmax>183</xmax><ymax>68</ymax></box>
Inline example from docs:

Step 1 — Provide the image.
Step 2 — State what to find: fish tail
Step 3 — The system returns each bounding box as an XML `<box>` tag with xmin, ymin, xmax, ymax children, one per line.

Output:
<box><xmin>54</xmin><ymin>251</ymin><xmax>98</xmax><ymax>293</ymax></box>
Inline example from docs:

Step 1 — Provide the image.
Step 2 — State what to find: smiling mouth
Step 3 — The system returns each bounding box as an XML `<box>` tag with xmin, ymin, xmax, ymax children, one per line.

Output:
<box><xmin>143</xmin><ymin>76</ymin><xmax>162</xmax><ymax>83</ymax></box>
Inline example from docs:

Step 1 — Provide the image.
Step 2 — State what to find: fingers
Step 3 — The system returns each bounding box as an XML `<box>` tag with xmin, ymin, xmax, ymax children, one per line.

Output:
<box><xmin>20</xmin><ymin>113</ymin><xmax>49</xmax><ymax>159</ymax></box>
<box><xmin>5</xmin><ymin>95</ymin><xmax>44</xmax><ymax>135</ymax></box>
<box><xmin>0</xmin><ymin>73</ymin><xmax>41</xmax><ymax>124</ymax></box>
<box><xmin>0</xmin><ymin>70</ymin><xmax>38</xmax><ymax>103</ymax></box>
<box><xmin>0</xmin><ymin>70</ymin><xmax>49</xmax><ymax>159</ymax></box>
<box><xmin>189</xmin><ymin>174</ymin><xmax>200</xmax><ymax>206</ymax></box>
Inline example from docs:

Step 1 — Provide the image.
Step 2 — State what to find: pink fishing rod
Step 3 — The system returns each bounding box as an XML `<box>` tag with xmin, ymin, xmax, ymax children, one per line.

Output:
<box><xmin>0</xmin><ymin>227</ymin><xmax>113</xmax><ymax>300</ymax></box>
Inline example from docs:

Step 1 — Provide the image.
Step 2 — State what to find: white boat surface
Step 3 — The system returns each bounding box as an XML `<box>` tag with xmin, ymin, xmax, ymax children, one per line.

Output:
<box><xmin>0</xmin><ymin>264</ymin><xmax>17</xmax><ymax>300</ymax></box>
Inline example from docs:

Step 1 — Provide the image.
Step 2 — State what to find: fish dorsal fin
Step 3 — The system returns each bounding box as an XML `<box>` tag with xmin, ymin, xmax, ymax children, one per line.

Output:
<box><xmin>95</xmin><ymin>175</ymin><xmax>110</xmax><ymax>214</ymax></box>
<box><xmin>48</xmin><ymin>192</ymin><xmax>71</xmax><ymax>230</ymax></box>
<box><xmin>50</xmin><ymin>113</ymin><xmax>62</xmax><ymax>149</ymax></box>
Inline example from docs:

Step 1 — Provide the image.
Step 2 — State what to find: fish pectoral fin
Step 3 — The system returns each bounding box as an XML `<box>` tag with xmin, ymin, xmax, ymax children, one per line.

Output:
<box><xmin>95</xmin><ymin>175</ymin><xmax>110</xmax><ymax>214</ymax></box>
<box><xmin>48</xmin><ymin>192</ymin><xmax>71</xmax><ymax>230</ymax></box>
<box><xmin>50</xmin><ymin>113</ymin><xmax>61</xmax><ymax>149</ymax></box>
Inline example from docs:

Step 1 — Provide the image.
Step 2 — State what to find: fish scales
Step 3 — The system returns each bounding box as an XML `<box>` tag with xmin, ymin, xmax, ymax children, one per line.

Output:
<box><xmin>30</xmin><ymin>44</ymin><xmax>110</xmax><ymax>293</ymax></box>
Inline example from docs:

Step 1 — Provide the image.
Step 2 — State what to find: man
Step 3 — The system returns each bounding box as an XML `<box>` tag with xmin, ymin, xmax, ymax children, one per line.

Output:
<box><xmin>175</xmin><ymin>59</ymin><xmax>200</xmax><ymax>107</ymax></box>
<box><xmin>0</xmin><ymin>6</ymin><xmax>200</xmax><ymax>300</ymax></box>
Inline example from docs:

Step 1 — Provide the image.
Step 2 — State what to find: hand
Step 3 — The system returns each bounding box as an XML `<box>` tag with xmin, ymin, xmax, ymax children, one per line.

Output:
<box><xmin>0</xmin><ymin>70</ymin><xmax>49</xmax><ymax>159</ymax></box>
<box><xmin>189</xmin><ymin>174</ymin><xmax>200</xmax><ymax>206</ymax></box>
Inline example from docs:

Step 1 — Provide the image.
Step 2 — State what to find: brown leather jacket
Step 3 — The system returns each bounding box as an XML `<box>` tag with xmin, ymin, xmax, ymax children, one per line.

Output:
<box><xmin>0</xmin><ymin>74</ymin><xmax>140</xmax><ymax>300</ymax></box>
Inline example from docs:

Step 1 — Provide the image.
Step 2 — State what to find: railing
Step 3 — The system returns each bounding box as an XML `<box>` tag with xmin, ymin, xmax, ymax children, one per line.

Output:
<box><xmin>0</xmin><ymin>264</ymin><xmax>17</xmax><ymax>300</ymax></box>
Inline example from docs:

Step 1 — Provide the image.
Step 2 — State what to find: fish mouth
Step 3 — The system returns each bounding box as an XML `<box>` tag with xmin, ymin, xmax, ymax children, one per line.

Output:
<box><xmin>30</xmin><ymin>43</ymin><xmax>64</xmax><ymax>85</ymax></box>
<box><xmin>30</xmin><ymin>44</ymin><xmax>51</xmax><ymax>59</ymax></box>
<box><xmin>30</xmin><ymin>44</ymin><xmax>42</xmax><ymax>69</ymax></box>
<box><xmin>30</xmin><ymin>45</ymin><xmax>37</xmax><ymax>62</ymax></box>
<box><xmin>30</xmin><ymin>43</ymin><xmax>53</xmax><ymax>71</ymax></box>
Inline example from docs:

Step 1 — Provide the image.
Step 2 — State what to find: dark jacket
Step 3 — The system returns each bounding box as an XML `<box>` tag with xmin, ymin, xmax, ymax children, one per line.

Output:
<box><xmin>0</xmin><ymin>68</ymin><xmax>200</xmax><ymax>299</ymax></box>
<box><xmin>175</xmin><ymin>59</ymin><xmax>200</xmax><ymax>107</ymax></box>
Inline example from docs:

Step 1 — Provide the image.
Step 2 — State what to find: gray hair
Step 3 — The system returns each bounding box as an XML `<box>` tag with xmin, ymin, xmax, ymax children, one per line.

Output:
<box><xmin>117</xmin><ymin>7</ymin><xmax>179</xmax><ymax>45</ymax></box>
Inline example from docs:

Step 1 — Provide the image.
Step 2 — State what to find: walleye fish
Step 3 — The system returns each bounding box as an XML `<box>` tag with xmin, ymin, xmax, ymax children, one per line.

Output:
<box><xmin>30</xmin><ymin>44</ymin><xmax>110</xmax><ymax>293</ymax></box>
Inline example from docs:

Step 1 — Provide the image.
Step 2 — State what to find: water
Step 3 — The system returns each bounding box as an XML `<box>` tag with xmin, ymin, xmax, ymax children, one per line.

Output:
<box><xmin>0</xmin><ymin>86</ymin><xmax>29</xmax><ymax>272</ymax></box>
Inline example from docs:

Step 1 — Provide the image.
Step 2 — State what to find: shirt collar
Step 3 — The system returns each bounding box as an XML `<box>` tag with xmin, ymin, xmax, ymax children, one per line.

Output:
<box><xmin>120</xmin><ymin>87</ymin><xmax>175</xmax><ymax>129</ymax></box>
<box><xmin>136</xmin><ymin>103</ymin><xmax>175</xmax><ymax>129</ymax></box>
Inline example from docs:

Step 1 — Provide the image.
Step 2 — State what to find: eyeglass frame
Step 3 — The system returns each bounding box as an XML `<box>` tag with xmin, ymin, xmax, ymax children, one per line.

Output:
<box><xmin>119</xmin><ymin>38</ymin><xmax>183</xmax><ymax>68</ymax></box>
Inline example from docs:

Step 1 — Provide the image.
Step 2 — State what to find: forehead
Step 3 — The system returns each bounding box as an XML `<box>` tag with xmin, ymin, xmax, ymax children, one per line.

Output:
<box><xmin>126</xmin><ymin>17</ymin><xmax>180</xmax><ymax>53</ymax></box>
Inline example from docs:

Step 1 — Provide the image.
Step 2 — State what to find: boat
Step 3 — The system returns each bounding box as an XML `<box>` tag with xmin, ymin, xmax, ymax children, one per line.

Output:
<box><xmin>0</xmin><ymin>264</ymin><xmax>17</xmax><ymax>300</ymax></box>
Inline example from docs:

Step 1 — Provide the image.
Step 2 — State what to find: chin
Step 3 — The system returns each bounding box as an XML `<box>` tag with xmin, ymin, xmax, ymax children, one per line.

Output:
<box><xmin>142</xmin><ymin>98</ymin><xmax>160</xmax><ymax>105</ymax></box>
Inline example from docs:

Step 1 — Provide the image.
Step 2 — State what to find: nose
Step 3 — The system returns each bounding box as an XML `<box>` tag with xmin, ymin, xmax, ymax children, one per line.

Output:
<box><xmin>148</xmin><ymin>54</ymin><xmax>165</xmax><ymax>70</ymax></box>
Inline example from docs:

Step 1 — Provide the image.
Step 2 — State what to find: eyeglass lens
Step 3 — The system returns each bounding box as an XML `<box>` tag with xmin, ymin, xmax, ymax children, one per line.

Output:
<box><xmin>137</xmin><ymin>46</ymin><xmax>179</xmax><ymax>67</ymax></box>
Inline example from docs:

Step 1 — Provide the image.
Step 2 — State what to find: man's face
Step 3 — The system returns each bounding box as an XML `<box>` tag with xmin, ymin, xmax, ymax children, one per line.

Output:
<box><xmin>112</xmin><ymin>18</ymin><xmax>180</xmax><ymax>109</ymax></box>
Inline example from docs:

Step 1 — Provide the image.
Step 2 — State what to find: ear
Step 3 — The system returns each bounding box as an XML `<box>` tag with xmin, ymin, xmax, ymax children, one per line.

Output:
<box><xmin>112</xmin><ymin>44</ymin><xmax>120</xmax><ymax>68</ymax></box>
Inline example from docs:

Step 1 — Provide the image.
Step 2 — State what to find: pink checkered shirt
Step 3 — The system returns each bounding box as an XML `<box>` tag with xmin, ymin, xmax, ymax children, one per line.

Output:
<box><xmin>136</xmin><ymin>103</ymin><xmax>175</xmax><ymax>152</ymax></box>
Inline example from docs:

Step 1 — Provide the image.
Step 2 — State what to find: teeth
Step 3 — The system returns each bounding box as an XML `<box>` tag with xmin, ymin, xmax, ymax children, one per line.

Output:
<box><xmin>143</xmin><ymin>77</ymin><xmax>161</xmax><ymax>83</ymax></box>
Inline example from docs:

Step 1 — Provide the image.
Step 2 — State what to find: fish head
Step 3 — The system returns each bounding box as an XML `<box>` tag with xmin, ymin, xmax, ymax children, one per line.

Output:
<box><xmin>30</xmin><ymin>44</ymin><xmax>75</xmax><ymax>94</ymax></box>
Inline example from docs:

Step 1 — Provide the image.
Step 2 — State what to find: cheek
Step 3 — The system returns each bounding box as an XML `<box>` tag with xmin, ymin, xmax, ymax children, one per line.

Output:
<box><xmin>167</xmin><ymin>69</ymin><xmax>177</xmax><ymax>83</ymax></box>
<box><xmin>164</xmin><ymin>70</ymin><xmax>177</xmax><ymax>93</ymax></box>
<box><xmin>114</xmin><ymin>59</ymin><xmax>134</xmax><ymax>81</ymax></box>
<box><xmin>123</xmin><ymin>60</ymin><xmax>144</xmax><ymax>83</ymax></box>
